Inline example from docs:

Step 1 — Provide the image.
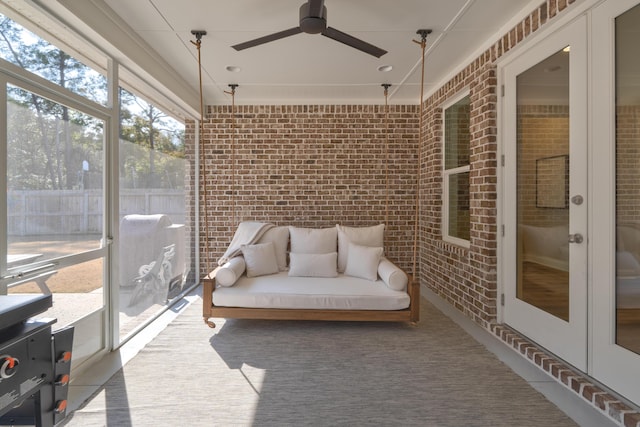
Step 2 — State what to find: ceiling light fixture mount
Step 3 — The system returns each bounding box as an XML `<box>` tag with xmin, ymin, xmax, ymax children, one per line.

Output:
<box><xmin>190</xmin><ymin>30</ymin><xmax>207</xmax><ymax>42</ymax></box>
<box><xmin>225</xmin><ymin>84</ymin><xmax>239</xmax><ymax>96</ymax></box>
<box><xmin>414</xmin><ymin>29</ymin><xmax>432</xmax><ymax>45</ymax></box>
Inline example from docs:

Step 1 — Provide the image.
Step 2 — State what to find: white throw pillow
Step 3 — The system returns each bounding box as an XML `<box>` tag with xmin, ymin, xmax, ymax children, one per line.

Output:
<box><xmin>378</xmin><ymin>257</ymin><xmax>409</xmax><ymax>291</ymax></box>
<box><xmin>288</xmin><ymin>252</ymin><xmax>338</xmax><ymax>278</ymax></box>
<box><xmin>344</xmin><ymin>243</ymin><xmax>383</xmax><ymax>281</ymax></box>
<box><xmin>337</xmin><ymin>224</ymin><xmax>385</xmax><ymax>273</ymax></box>
<box><xmin>257</xmin><ymin>226</ymin><xmax>289</xmax><ymax>271</ymax></box>
<box><xmin>215</xmin><ymin>256</ymin><xmax>246</xmax><ymax>287</ymax></box>
<box><xmin>289</xmin><ymin>226</ymin><xmax>337</xmax><ymax>254</ymax></box>
<box><xmin>241</xmin><ymin>242</ymin><xmax>279</xmax><ymax>278</ymax></box>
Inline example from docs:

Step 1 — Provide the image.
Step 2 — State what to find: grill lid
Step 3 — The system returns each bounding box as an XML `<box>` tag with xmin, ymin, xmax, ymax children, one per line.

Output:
<box><xmin>0</xmin><ymin>294</ymin><xmax>52</xmax><ymax>330</ymax></box>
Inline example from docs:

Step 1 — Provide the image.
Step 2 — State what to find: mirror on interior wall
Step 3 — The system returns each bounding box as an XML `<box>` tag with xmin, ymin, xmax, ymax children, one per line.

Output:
<box><xmin>536</xmin><ymin>154</ymin><xmax>569</xmax><ymax>209</ymax></box>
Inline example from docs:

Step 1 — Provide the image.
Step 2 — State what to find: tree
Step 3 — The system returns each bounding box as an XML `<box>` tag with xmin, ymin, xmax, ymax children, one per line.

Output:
<box><xmin>0</xmin><ymin>15</ymin><xmax>184</xmax><ymax>191</ymax></box>
<box><xmin>119</xmin><ymin>88</ymin><xmax>185</xmax><ymax>189</ymax></box>
<box><xmin>0</xmin><ymin>16</ymin><xmax>107</xmax><ymax>190</ymax></box>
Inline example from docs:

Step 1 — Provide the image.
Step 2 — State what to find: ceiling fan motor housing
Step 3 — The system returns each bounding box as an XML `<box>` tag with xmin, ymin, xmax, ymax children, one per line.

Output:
<box><xmin>299</xmin><ymin>3</ymin><xmax>327</xmax><ymax>34</ymax></box>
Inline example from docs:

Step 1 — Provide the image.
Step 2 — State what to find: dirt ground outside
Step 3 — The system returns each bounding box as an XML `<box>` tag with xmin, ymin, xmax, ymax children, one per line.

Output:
<box><xmin>8</xmin><ymin>234</ymin><xmax>103</xmax><ymax>293</ymax></box>
<box><xmin>7</xmin><ymin>234</ymin><xmax>191</xmax><ymax>334</ymax></box>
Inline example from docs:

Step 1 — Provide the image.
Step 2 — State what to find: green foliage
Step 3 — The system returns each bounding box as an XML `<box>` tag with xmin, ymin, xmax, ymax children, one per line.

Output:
<box><xmin>119</xmin><ymin>88</ymin><xmax>186</xmax><ymax>189</ymax></box>
<box><xmin>0</xmin><ymin>15</ymin><xmax>186</xmax><ymax>191</ymax></box>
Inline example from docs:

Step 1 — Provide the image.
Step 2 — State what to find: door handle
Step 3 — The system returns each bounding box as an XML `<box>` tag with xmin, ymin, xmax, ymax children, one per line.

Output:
<box><xmin>568</xmin><ymin>233</ymin><xmax>584</xmax><ymax>244</ymax></box>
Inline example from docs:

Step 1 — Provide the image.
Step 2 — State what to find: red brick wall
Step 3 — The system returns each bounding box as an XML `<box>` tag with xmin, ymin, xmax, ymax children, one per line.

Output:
<box><xmin>417</xmin><ymin>0</ymin><xmax>577</xmax><ymax>327</ymax></box>
<box><xmin>188</xmin><ymin>105</ymin><xmax>419</xmax><ymax>276</ymax></box>
<box><xmin>419</xmin><ymin>59</ymin><xmax>499</xmax><ymax>326</ymax></box>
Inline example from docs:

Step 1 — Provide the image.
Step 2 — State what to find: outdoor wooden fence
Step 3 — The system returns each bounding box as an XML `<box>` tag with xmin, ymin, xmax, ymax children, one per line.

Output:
<box><xmin>7</xmin><ymin>189</ymin><xmax>187</xmax><ymax>236</ymax></box>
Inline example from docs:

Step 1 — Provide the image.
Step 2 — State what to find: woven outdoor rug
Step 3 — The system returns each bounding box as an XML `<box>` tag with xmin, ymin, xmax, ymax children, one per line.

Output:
<box><xmin>61</xmin><ymin>295</ymin><xmax>576</xmax><ymax>427</ymax></box>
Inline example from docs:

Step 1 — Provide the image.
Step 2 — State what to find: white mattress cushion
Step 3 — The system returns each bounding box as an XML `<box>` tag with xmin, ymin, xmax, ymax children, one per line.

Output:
<box><xmin>212</xmin><ymin>271</ymin><xmax>410</xmax><ymax>311</ymax></box>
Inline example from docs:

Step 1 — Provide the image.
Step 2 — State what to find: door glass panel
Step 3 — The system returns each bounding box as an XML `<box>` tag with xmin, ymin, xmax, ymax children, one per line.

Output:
<box><xmin>516</xmin><ymin>49</ymin><xmax>570</xmax><ymax>321</ymax></box>
<box><xmin>5</xmin><ymin>84</ymin><xmax>106</xmax><ymax>327</ymax></box>
<box><xmin>615</xmin><ymin>3</ymin><xmax>640</xmax><ymax>355</ymax></box>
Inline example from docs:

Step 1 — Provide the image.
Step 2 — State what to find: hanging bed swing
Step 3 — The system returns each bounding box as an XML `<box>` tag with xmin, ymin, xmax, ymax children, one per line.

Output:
<box><xmin>192</xmin><ymin>30</ymin><xmax>431</xmax><ymax>328</ymax></box>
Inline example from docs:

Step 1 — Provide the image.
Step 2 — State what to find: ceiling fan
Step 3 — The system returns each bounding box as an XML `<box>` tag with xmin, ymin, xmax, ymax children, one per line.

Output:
<box><xmin>231</xmin><ymin>0</ymin><xmax>387</xmax><ymax>58</ymax></box>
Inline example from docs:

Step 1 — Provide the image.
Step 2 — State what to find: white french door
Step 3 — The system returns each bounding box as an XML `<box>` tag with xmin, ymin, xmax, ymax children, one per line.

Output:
<box><xmin>502</xmin><ymin>16</ymin><xmax>588</xmax><ymax>370</ymax></box>
<box><xmin>502</xmin><ymin>0</ymin><xmax>640</xmax><ymax>405</ymax></box>
<box><xmin>591</xmin><ymin>0</ymin><xmax>640</xmax><ymax>406</ymax></box>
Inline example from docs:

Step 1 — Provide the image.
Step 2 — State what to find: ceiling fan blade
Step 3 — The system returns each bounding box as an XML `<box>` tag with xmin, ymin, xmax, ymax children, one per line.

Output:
<box><xmin>232</xmin><ymin>27</ymin><xmax>302</xmax><ymax>51</ymax></box>
<box><xmin>322</xmin><ymin>27</ymin><xmax>387</xmax><ymax>58</ymax></box>
<box><xmin>307</xmin><ymin>0</ymin><xmax>325</xmax><ymax>17</ymax></box>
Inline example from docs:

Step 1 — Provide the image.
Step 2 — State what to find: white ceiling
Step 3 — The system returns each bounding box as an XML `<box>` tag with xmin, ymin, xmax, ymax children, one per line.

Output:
<box><xmin>100</xmin><ymin>0</ymin><xmax>533</xmax><ymax>106</ymax></box>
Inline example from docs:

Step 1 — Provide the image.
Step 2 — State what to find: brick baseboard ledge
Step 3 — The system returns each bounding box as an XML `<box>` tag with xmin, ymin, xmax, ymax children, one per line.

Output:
<box><xmin>491</xmin><ymin>324</ymin><xmax>640</xmax><ymax>427</ymax></box>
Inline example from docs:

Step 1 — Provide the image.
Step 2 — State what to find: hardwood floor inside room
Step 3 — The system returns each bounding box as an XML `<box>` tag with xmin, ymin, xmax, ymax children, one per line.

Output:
<box><xmin>520</xmin><ymin>261</ymin><xmax>640</xmax><ymax>355</ymax></box>
<box><xmin>520</xmin><ymin>262</ymin><xmax>569</xmax><ymax>322</ymax></box>
<box><xmin>617</xmin><ymin>308</ymin><xmax>640</xmax><ymax>355</ymax></box>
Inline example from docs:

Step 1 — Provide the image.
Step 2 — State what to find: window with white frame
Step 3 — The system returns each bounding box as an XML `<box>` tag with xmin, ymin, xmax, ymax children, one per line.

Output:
<box><xmin>0</xmin><ymin>7</ymin><xmax>193</xmax><ymax>355</ymax></box>
<box><xmin>442</xmin><ymin>92</ymin><xmax>471</xmax><ymax>247</ymax></box>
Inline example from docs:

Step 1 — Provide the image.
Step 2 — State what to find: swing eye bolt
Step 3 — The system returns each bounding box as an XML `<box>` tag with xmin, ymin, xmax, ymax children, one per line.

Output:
<box><xmin>225</xmin><ymin>84</ymin><xmax>239</xmax><ymax>95</ymax></box>
<box><xmin>191</xmin><ymin>30</ymin><xmax>207</xmax><ymax>41</ymax></box>
<box><xmin>416</xmin><ymin>29</ymin><xmax>432</xmax><ymax>39</ymax></box>
<box><xmin>413</xmin><ymin>28</ymin><xmax>432</xmax><ymax>45</ymax></box>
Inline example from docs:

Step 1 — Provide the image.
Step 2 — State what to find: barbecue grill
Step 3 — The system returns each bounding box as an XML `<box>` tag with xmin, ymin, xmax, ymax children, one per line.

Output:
<box><xmin>0</xmin><ymin>294</ymin><xmax>74</xmax><ymax>427</ymax></box>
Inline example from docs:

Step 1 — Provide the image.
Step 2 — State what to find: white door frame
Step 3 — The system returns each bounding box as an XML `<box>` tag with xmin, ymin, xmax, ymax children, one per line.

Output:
<box><xmin>590</xmin><ymin>0</ymin><xmax>640</xmax><ymax>406</ymax></box>
<box><xmin>501</xmin><ymin>15</ymin><xmax>589</xmax><ymax>370</ymax></box>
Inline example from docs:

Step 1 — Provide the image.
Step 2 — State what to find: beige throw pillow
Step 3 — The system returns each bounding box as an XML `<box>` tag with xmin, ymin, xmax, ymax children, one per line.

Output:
<box><xmin>289</xmin><ymin>226</ymin><xmax>337</xmax><ymax>254</ymax></box>
<box><xmin>337</xmin><ymin>224</ymin><xmax>385</xmax><ymax>273</ymax></box>
<box><xmin>344</xmin><ymin>243</ymin><xmax>383</xmax><ymax>281</ymax></box>
<box><xmin>241</xmin><ymin>242</ymin><xmax>279</xmax><ymax>278</ymax></box>
<box><xmin>257</xmin><ymin>226</ymin><xmax>290</xmax><ymax>271</ymax></box>
<box><xmin>288</xmin><ymin>252</ymin><xmax>338</xmax><ymax>278</ymax></box>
